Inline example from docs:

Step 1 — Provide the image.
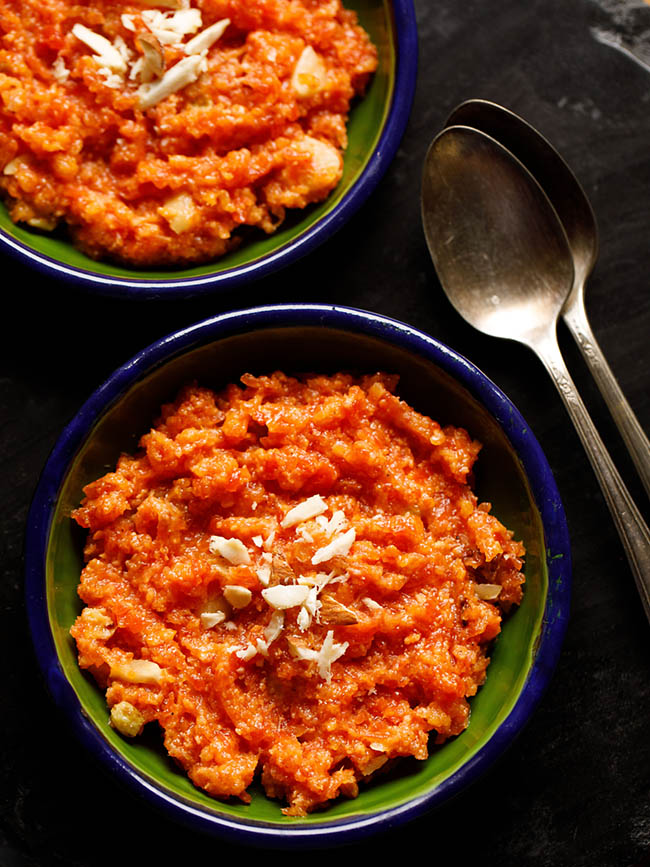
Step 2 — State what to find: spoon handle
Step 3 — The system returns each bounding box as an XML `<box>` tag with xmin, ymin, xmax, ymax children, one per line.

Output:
<box><xmin>535</xmin><ymin>330</ymin><xmax>650</xmax><ymax>623</ymax></box>
<box><xmin>562</xmin><ymin>287</ymin><xmax>650</xmax><ymax>501</ymax></box>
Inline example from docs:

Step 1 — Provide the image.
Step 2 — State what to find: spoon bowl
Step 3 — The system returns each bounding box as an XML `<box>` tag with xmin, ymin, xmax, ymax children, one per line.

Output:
<box><xmin>444</xmin><ymin>99</ymin><xmax>650</xmax><ymax>501</ymax></box>
<box><xmin>421</xmin><ymin>125</ymin><xmax>574</xmax><ymax>344</ymax></box>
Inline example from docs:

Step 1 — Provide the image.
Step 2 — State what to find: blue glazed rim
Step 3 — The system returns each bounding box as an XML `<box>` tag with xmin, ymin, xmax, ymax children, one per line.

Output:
<box><xmin>0</xmin><ymin>2</ymin><xmax>418</xmax><ymax>300</ymax></box>
<box><xmin>24</xmin><ymin>304</ymin><xmax>571</xmax><ymax>848</ymax></box>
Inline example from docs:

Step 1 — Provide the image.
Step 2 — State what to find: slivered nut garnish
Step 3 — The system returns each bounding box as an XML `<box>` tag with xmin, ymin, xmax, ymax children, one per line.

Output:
<box><xmin>270</xmin><ymin>552</ymin><xmax>295</xmax><ymax>585</ymax></box>
<box><xmin>72</xmin><ymin>23</ymin><xmax>128</xmax><ymax>73</ymax></box>
<box><xmin>110</xmin><ymin>659</ymin><xmax>163</xmax><ymax>684</ymax></box>
<box><xmin>319</xmin><ymin>594</ymin><xmax>359</xmax><ymax>625</ymax></box>
<box><xmin>261</xmin><ymin>584</ymin><xmax>310</xmax><ymax>610</ymax></box>
<box><xmin>475</xmin><ymin>583</ymin><xmax>502</xmax><ymax>600</ymax></box>
<box><xmin>311</xmin><ymin>527</ymin><xmax>355</xmax><ymax>565</ymax></box>
<box><xmin>281</xmin><ymin>494</ymin><xmax>327</xmax><ymax>528</ymax></box>
<box><xmin>200</xmin><ymin>610</ymin><xmax>225</xmax><ymax>628</ymax></box>
<box><xmin>137</xmin><ymin>54</ymin><xmax>204</xmax><ymax>110</ymax></box>
<box><xmin>223</xmin><ymin>585</ymin><xmax>252</xmax><ymax>609</ymax></box>
<box><xmin>208</xmin><ymin>535</ymin><xmax>251</xmax><ymax>565</ymax></box>
<box><xmin>136</xmin><ymin>33</ymin><xmax>165</xmax><ymax>82</ymax></box>
<box><xmin>184</xmin><ymin>18</ymin><xmax>230</xmax><ymax>55</ymax></box>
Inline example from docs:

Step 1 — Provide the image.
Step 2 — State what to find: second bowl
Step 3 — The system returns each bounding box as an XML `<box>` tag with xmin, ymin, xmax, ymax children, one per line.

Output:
<box><xmin>25</xmin><ymin>304</ymin><xmax>570</xmax><ymax>847</ymax></box>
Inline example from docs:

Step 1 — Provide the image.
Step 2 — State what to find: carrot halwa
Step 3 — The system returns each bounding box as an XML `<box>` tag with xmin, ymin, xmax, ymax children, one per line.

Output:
<box><xmin>0</xmin><ymin>0</ymin><xmax>377</xmax><ymax>265</ymax></box>
<box><xmin>70</xmin><ymin>372</ymin><xmax>525</xmax><ymax>816</ymax></box>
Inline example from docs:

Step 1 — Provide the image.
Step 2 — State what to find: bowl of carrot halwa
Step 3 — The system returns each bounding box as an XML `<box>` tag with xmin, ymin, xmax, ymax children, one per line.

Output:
<box><xmin>0</xmin><ymin>0</ymin><xmax>416</xmax><ymax>298</ymax></box>
<box><xmin>25</xmin><ymin>305</ymin><xmax>571</xmax><ymax>846</ymax></box>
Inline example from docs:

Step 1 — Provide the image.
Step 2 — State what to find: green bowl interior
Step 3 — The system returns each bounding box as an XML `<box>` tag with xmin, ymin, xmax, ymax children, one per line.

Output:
<box><xmin>0</xmin><ymin>0</ymin><xmax>395</xmax><ymax>281</ymax></box>
<box><xmin>46</xmin><ymin>325</ymin><xmax>547</xmax><ymax>827</ymax></box>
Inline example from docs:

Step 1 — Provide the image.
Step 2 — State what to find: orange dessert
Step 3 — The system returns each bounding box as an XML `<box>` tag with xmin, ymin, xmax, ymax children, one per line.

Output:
<box><xmin>70</xmin><ymin>372</ymin><xmax>525</xmax><ymax>815</ymax></box>
<box><xmin>0</xmin><ymin>1</ymin><xmax>377</xmax><ymax>265</ymax></box>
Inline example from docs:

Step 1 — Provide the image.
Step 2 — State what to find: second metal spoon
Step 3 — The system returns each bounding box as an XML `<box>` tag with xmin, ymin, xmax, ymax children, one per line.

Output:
<box><xmin>421</xmin><ymin>125</ymin><xmax>650</xmax><ymax>622</ymax></box>
<box><xmin>445</xmin><ymin>98</ymin><xmax>650</xmax><ymax>501</ymax></box>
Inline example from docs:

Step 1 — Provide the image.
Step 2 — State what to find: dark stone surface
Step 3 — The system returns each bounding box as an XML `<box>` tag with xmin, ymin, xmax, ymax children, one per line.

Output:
<box><xmin>1</xmin><ymin>0</ymin><xmax>649</xmax><ymax>864</ymax></box>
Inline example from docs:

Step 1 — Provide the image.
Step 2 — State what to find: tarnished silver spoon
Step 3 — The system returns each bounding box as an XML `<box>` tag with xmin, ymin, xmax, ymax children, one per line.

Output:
<box><xmin>445</xmin><ymin>98</ymin><xmax>650</xmax><ymax>501</ymax></box>
<box><xmin>421</xmin><ymin>125</ymin><xmax>650</xmax><ymax>622</ymax></box>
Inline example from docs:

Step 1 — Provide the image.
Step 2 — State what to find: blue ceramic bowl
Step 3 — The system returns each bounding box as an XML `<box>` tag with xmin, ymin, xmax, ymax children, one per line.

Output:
<box><xmin>25</xmin><ymin>304</ymin><xmax>571</xmax><ymax>847</ymax></box>
<box><xmin>0</xmin><ymin>2</ymin><xmax>417</xmax><ymax>299</ymax></box>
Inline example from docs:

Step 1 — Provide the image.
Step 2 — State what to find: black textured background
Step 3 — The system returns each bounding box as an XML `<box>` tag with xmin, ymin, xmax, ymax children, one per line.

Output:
<box><xmin>2</xmin><ymin>0</ymin><xmax>649</xmax><ymax>864</ymax></box>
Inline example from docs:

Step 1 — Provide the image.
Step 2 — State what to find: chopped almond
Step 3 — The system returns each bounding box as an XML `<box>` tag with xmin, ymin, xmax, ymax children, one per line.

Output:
<box><xmin>234</xmin><ymin>642</ymin><xmax>257</xmax><ymax>661</ymax></box>
<box><xmin>256</xmin><ymin>561</ymin><xmax>272</xmax><ymax>586</ymax></box>
<box><xmin>137</xmin><ymin>54</ymin><xmax>204</xmax><ymax>110</ymax></box>
<box><xmin>110</xmin><ymin>659</ymin><xmax>163</xmax><ymax>684</ymax></box>
<box><xmin>291</xmin><ymin>45</ymin><xmax>328</xmax><ymax>97</ymax></box>
<box><xmin>3</xmin><ymin>156</ymin><xmax>27</xmax><ymax>176</ymax></box>
<box><xmin>52</xmin><ymin>57</ymin><xmax>70</xmax><ymax>83</ymax></box>
<box><xmin>140</xmin><ymin>8</ymin><xmax>202</xmax><ymax>47</ymax></box>
<box><xmin>136</xmin><ymin>32</ymin><xmax>165</xmax><ymax>83</ymax></box>
<box><xmin>184</xmin><ymin>18</ymin><xmax>229</xmax><ymax>55</ymax></box>
<box><xmin>208</xmin><ymin>535</ymin><xmax>251</xmax><ymax>565</ymax></box>
<box><xmin>223</xmin><ymin>585</ymin><xmax>252</xmax><ymax>609</ymax></box>
<box><xmin>158</xmin><ymin>191</ymin><xmax>199</xmax><ymax>234</ymax></box>
<box><xmin>72</xmin><ymin>23</ymin><xmax>127</xmax><ymax>74</ymax></box>
<box><xmin>200</xmin><ymin>611</ymin><xmax>225</xmax><ymax>629</ymax></box>
<box><xmin>263</xmin><ymin>610</ymin><xmax>285</xmax><ymax>645</ymax></box>
<box><xmin>311</xmin><ymin>527</ymin><xmax>355</xmax><ymax>565</ymax></box>
<box><xmin>287</xmin><ymin>630</ymin><xmax>348</xmax><ymax>683</ymax></box>
<box><xmin>476</xmin><ymin>583</ymin><xmax>502</xmax><ymax>600</ymax></box>
<box><xmin>319</xmin><ymin>594</ymin><xmax>359</xmax><ymax>625</ymax></box>
<box><xmin>76</xmin><ymin>606</ymin><xmax>115</xmax><ymax>641</ymax></box>
<box><xmin>199</xmin><ymin>592</ymin><xmax>231</xmax><ymax>619</ymax></box>
<box><xmin>281</xmin><ymin>494</ymin><xmax>327</xmax><ymax>528</ymax></box>
<box><xmin>362</xmin><ymin>597</ymin><xmax>383</xmax><ymax>612</ymax></box>
<box><xmin>261</xmin><ymin>584</ymin><xmax>310</xmax><ymax>610</ymax></box>
<box><xmin>270</xmin><ymin>552</ymin><xmax>295</xmax><ymax>586</ymax></box>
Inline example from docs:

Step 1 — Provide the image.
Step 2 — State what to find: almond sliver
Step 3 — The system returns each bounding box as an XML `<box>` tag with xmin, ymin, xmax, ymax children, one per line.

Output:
<box><xmin>137</xmin><ymin>33</ymin><xmax>165</xmax><ymax>82</ymax></box>
<box><xmin>184</xmin><ymin>18</ymin><xmax>230</xmax><ymax>55</ymax></box>
<box><xmin>262</xmin><ymin>584</ymin><xmax>310</xmax><ymax>610</ymax></box>
<box><xmin>281</xmin><ymin>494</ymin><xmax>327</xmax><ymax>528</ymax></box>
<box><xmin>476</xmin><ymin>583</ymin><xmax>502</xmax><ymax>601</ymax></box>
<box><xmin>311</xmin><ymin>527</ymin><xmax>355</xmax><ymax>565</ymax></box>
<box><xmin>72</xmin><ymin>24</ymin><xmax>127</xmax><ymax>73</ymax></box>
<box><xmin>137</xmin><ymin>54</ymin><xmax>203</xmax><ymax>109</ymax></box>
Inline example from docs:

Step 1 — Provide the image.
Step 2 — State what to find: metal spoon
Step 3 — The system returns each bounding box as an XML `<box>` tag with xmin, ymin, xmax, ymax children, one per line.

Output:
<box><xmin>445</xmin><ymin>98</ymin><xmax>650</xmax><ymax>501</ymax></box>
<box><xmin>421</xmin><ymin>125</ymin><xmax>650</xmax><ymax>622</ymax></box>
